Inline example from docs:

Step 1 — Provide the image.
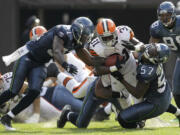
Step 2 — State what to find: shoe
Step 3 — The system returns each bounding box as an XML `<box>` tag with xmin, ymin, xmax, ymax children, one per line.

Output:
<box><xmin>57</xmin><ymin>105</ymin><xmax>71</xmax><ymax>128</ymax></box>
<box><xmin>92</xmin><ymin>108</ymin><xmax>110</xmax><ymax>121</ymax></box>
<box><xmin>137</xmin><ymin>120</ymin><xmax>146</xmax><ymax>128</ymax></box>
<box><xmin>1</xmin><ymin>114</ymin><xmax>16</xmax><ymax>131</ymax></box>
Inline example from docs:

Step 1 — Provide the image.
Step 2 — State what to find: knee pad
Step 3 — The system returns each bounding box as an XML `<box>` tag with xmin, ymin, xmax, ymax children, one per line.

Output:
<box><xmin>117</xmin><ymin>113</ymin><xmax>137</xmax><ymax>129</ymax></box>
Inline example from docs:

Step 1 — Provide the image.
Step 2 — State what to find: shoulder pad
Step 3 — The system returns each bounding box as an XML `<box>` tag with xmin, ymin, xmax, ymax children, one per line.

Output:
<box><xmin>55</xmin><ymin>25</ymin><xmax>69</xmax><ymax>41</ymax></box>
<box><xmin>137</xmin><ymin>64</ymin><xmax>158</xmax><ymax>83</ymax></box>
<box><xmin>150</xmin><ymin>21</ymin><xmax>161</xmax><ymax>38</ymax></box>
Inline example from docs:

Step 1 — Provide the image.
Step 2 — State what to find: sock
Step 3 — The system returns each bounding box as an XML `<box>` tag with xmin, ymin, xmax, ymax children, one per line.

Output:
<box><xmin>0</xmin><ymin>90</ymin><xmax>16</xmax><ymax>105</ymax></box>
<box><xmin>166</xmin><ymin>104</ymin><xmax>177</xmax><ymax>114</ymax></box>
<box><xmin>104</xmin><ymin>103</ymin><xmax>112</xmax><ymax>115</ymax></box>
<box><xmin>175</xmin><ymin>108</ymin><xmax>180</xmax><ymax>116</ymax></box>
<box><xmin>67</xmin><ymin>112</ymin><xmax>78</xmax><ymax>126</ymax></box>
<box><xmin>7</xmin><ymin>111</ymin><xmax>15</xmax><ymax>118</ymax></box>
<box><xmin>11</xmin><ymin>90</ymin><xmax>40</xmax><ymax>115</ymax></box>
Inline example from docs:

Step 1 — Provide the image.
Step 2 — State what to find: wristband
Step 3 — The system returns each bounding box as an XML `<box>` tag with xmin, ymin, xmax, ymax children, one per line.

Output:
<box><xmin>135</xmin><ymin>42</ymin><xmax>144</xmax><ymax>52</ymax></box>
<box><xmin>109</xmin><ymin>66</ymin><xmax>118</xmax><ymax>72</ymax></box>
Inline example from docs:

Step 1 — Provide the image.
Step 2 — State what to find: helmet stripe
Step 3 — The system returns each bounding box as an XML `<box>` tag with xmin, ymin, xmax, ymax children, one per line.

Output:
<box><xmin>32</xmin><ymin>27</ymin><xmax>36</xmax><ymax>36</ymax></box>
<box><xmin>102</xmin><ymin>20</ymin><xmax>108</xmax><ymax>33</ymax></box>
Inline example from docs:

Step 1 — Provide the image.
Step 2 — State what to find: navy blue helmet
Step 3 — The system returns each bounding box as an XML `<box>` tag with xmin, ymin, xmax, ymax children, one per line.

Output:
<box><xmin>157</xmin><ymin>1</ymin><xmax>176</xmax><ymax>27</ymax></box>
<box><xmin>71</xmin><ymin>17</ymin><xmax>94</xmax><ymax>46</ymax></box>
<box><xmin>143</xmin><ymin>43</ymin><xmax>170</xmax><ymax>64</ymax></box>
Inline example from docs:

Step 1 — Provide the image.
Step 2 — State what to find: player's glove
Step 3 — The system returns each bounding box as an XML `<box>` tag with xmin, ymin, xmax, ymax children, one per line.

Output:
<box><xmin>121</xmin><ymin>40</ymin><xmax>135</xmax><ymax>50</ymax></box>
<box><xmin>62</xmin><ymin>62</ymin><xmax>78</xmax><ymax>75</ymax></box>
<box><xmin>121</xmin><ymin>40</ymin><xmax>145</xmax><ymax>52</ymax></box>
<box><xmin>111</xmin><ymin>71</ymin><xmax>124</xmax><ymax>81</ymax></box>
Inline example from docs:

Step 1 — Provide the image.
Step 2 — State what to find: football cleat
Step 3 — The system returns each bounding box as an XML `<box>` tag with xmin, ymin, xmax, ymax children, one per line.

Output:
<box><xmin>1</xmin><ymin>114</ymin><xmax>16</xmax><ymax>131</ymax></box>
<box><xmin>57</xmin><ymin>105</ymin><xmax>71</xmax><ymax>128</ymax></box>
<box><xmin>92</xmin><ymin>107</ymin><xmax>110</xmax><ymax>121</ymax></box>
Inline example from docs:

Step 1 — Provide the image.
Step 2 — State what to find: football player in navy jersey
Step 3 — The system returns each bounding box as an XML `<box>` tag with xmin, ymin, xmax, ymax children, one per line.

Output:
<box><xmin>115</xmin><ymin>43</ymin><xmax>171</xmax><ymax>128</ymax></box>
<box><xmin>150</xmin><ymin>1</ymin><xmax>180</xmax><ymax>108</ymax></box>
<box><xmin>149</xmin><ymin>1</ymin><xmax>180</xmax><ymax>119</ymax></box>
<box><xmin>0</xmin><ymin>17</ymin><xmax>99</xmax><ymax>130</ymax></box>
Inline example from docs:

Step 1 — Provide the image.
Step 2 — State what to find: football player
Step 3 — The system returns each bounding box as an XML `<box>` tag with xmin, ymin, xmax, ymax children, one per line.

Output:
<box><xmin>149</xmin><ymin>1</ymin><xmax>180</xmax><ymax>109</ymax></box>
<box><xmin>0</xmin><ymin>17</ymin><xmax>98</xmax><ymax>130</ymax></box>
<box><xmin>0</xmin><ymin>71</ymin><xmax>81</xmax><ymax>123</ymax></box>
<box><xmin>115</xmin><ymin>43</ymin><xmax>171</xmax><ymax>128</ymax></box>
<box><xmin>57</xmin><ymin>18</ymin><xmax>144</xmax><ymax>128</ymax></box>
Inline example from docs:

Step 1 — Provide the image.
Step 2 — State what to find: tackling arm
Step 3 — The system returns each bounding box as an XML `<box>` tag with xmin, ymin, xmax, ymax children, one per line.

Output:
<box><xmin>52</xmin><ymin>35</ymin><xmax>66</xmax><ymax>65</ymax></box>
<box><xmin>120</xmin><ymin>79</ymin><xmax>149</xmax><ymax>99</ymax></box>
<box><xmin>76</xmin><ymin>48</ymin><xmax>105</xmax><ymax>66</ymax></box>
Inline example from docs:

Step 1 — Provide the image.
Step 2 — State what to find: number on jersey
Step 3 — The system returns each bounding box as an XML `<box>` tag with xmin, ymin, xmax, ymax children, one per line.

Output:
<box><xmin>162</xmin><ymin>36</ymin><xmax>180</xmax><ymax>51</ymax></box>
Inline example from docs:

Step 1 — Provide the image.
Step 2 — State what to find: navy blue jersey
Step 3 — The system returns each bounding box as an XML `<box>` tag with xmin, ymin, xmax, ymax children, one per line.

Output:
<box><xmin>137</xmin><ymin>63</ymin><xmax>166</xmax><ymax>94</ymax></box>
<box><xmin>150</xmin><ymin>15</ymin><xmax>180</xmax><ymax>56</ymax></box>
<box><xmin>26</xmin><ymin>25</ymin><xmax>80</xmax><ymax>63</ymax></box>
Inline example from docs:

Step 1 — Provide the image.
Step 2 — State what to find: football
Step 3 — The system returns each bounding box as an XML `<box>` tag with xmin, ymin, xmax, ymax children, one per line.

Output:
<box><xmin>105</xmin><ymin>54</ymin><xmax>124</xmax><ymax>67</ymax></box>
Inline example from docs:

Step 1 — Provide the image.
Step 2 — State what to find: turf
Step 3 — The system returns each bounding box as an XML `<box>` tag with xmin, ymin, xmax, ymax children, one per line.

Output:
<box><xmin>0</xmin><ymin>111</ymin><xmax>180</xmax><ymax>135</ymax></box>
<box><xmin>0</xmin><ymin>99</ymin><xmax>179</xmax><ymax>135</ymax></box>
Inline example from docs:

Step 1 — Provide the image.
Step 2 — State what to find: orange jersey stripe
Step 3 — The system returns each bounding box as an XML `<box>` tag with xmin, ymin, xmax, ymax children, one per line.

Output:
<box><xmin>72</xmin><ymin>72</ymin><xmax>94</xmax><ymax>94</ymax></box>
<box><xmin>63</xmin><ymin>77</ymin><xmax>72</xmax><ymax>87</ymax></box>
<box><xmin>89</xmin><ymin>49</ymin><xmax>99</xmax><ymax>56</ymax></box>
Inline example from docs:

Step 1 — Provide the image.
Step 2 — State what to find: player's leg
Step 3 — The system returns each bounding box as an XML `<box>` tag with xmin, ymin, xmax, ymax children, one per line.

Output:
<box><xmin>4</xmin><ymin>65</ymin><xmax>46</xmax><ymax>122</ymax></box>
<box><xmin>173</xmin><ymin>59</ymin><xmax>180</xmax><ymax>108</ymax></box>
<box><xmin>0</xmin><ymin>56</ymin><xmax>30</xmax><ymax>106</ymax></box>
<box><xmin>0</xmin><ymin>55</ymin><xmax>31</xmax><ymax>130</ymax></box>
<box><xmin>57</xmin><ymin>78</ymin><xmax>105</xmax><ymax>128</ymax></box>
<box><xmin>117</xmin><ymin>85</ymin><xmax>171</xmax><ymax>129</ymax></box>
<box><xmin>51</xmin><ymin>84</ymin><xmax>83</xmax><ymax>112</ymax></box>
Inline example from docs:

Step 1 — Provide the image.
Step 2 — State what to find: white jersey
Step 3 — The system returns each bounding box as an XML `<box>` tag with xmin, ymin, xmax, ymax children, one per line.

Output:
<box><xmin>0</xmin><ymin>72</ymin><xmax>13</xmax><ymax>92</ymax></box>
<box><xmin>66</xmin><ymin>52</ymin><xmax>91</xmax><ymax>82</ymax></box>
<box><xmin>89</xmin><ymin>25</ymin><xmax>137</xmax><ymax>93</ymax></box>
<box><xmin>57</xmin><ymin>52</ymin><xmax>96</xmax><ymax>98</ymax></box>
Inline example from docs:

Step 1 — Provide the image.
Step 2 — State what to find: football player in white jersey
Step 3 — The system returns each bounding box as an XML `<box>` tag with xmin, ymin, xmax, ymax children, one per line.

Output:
<box><xmin>57</xmin><ymin>52</ymin><xmax>96</xmax><ymax>98</ymax></box>
<box><xmin>57</xmin><ymin>18</ymin><xmax>144</xmax><ymax>128</ymax></box>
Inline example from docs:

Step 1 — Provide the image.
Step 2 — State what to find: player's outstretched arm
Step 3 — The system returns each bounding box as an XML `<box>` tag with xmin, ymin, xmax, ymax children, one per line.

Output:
<box><xmin>52</xmin><ymin>35</ymin><xmax>66</xmax><ymax>65</ymax></box>
<box><xmin>53</xmin><ymin>36</ymin><xmax>77</xmax><ymax>75</ymax></box>
<box><xmin>76</xmin><ymin>48</ymin><xmax>105</xmax><ymax>67</ymax></box>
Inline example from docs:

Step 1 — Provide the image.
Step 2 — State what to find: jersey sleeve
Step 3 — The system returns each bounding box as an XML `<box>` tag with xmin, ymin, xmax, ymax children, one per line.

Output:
<box><xmin>136</xmin><ymin>64</ymin><xmax>158</xmax><ymax>83</ymax></box>
<box><xmin>88</xmin><ymin>38</ymin><xmax>103</xmax><ymax>56</ymax></box>
<box><xmin>149</xmin><ymin>21</ymin><xmax>161</xmax><ymax>39</ymax></box>
<box><xmin>117</xmin><ymin>25</ymin><xmax>134</xmax><ymax>41</ymax></box>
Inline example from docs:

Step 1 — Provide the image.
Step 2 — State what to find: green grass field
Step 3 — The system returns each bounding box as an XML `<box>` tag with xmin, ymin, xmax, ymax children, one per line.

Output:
<box><xmin>0</xmin><ymin>99</ymin><xmax>180</xmax><ymax>135</ymax></box>
<box><xmin>0</xmin><ymin>112</ymin><xmax>180</xmax><ymax>135</ymax></box>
